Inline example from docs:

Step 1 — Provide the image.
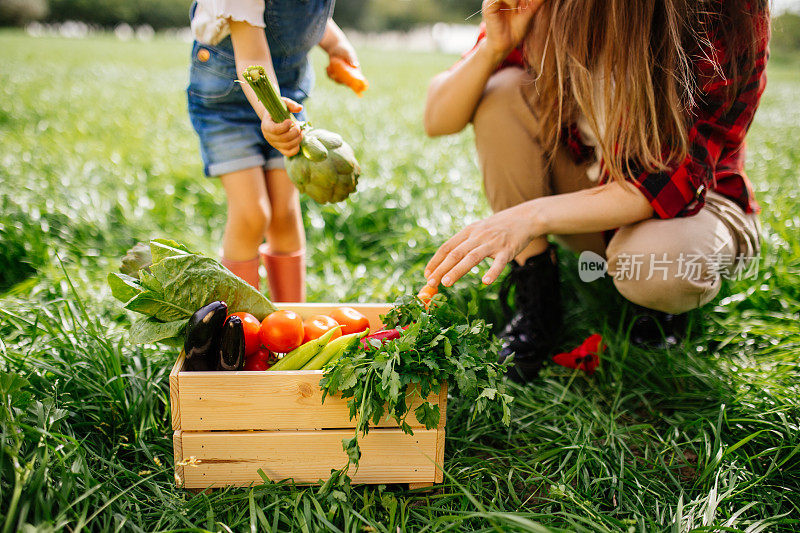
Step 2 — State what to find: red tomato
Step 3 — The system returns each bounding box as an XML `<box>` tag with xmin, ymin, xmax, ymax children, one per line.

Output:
<box><xmin>330</xmin><ymin>307</ymin><xmax>370</xmax><ymax>335</ymax></box>
<box><xmin>229</xmin><ymin>312</ymin><xmax>262</xmax><ymax>356</ymax></box>
<box><xmin>244</xmin><ymin>348</ymin><xmax>274</xmax><ymax>371</ymax></box>
<box><xmin>260</xmin><ymin>310</ymin><xmax>304</xmax><ymax>353</ymax></box>
<box><xmin>303</xmin><ymin>315</ymin><xmax>342</xmax><ymax>343</ymax></box>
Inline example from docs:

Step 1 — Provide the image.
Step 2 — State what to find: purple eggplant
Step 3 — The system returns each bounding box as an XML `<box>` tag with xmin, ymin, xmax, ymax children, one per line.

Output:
<box><xmin>217</xmin><ymin>315</ymin><xmax>246</xmax><ymax>371</ymax></box>
<box><xmin>183</xmin><ymin>301</ymin><xmax>227</xmax><ymax>371</ymax></box>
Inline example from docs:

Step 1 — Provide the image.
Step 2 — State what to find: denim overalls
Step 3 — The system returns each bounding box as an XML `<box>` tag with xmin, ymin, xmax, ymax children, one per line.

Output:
<box><xmin>187</xmin><ymin>0</ymin><xmax>335</xmax><ymax>177</ymax></box>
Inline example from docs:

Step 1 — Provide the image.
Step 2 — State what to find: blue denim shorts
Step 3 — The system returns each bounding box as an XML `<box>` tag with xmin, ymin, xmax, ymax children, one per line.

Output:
<box><xmin>187</xmin><ymin>39</ymin><xmax>309</xmax><ymax>177</ymax></box>
<box><xmin>187</xmin><ymin>0</ymin><xmax>333</xmax><ymax>177</ymax></box>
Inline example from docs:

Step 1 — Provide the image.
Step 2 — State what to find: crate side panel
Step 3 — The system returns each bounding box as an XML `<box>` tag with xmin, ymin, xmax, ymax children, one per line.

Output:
<box><xmin>169</xmin><ymin>352</ymin><xmax>184</xmax><ymax>431</ymax></box>
<box><xmin>180</xmin><ymin>429</ymin><xmax>438</xmax><ymax>487</ymax></box>
<box><xmin>177</xmin><ymin>372</ymin><xmax>440</xmax><ymax>431</ymax></box>
<box><xmin>173</xmin><ymin>430</ymin><xmax>184</xmax><ymax>487</ymax></box>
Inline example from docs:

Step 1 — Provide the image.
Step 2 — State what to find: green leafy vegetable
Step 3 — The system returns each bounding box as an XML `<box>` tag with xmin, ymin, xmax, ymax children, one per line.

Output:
<box><xmin>109</xmin><ymin>239</ymin><xmax>277</xmax><ymax>345</ymax></box>
<box><xmin>318</xmin><ymin>294</ymin><xmax>513</xmax><ymax>494</ymax></box>
<box><xmin>129</xmin><ymin>317</ymin><xmax>187</xmax><ymax>346</ymax></box>
<box><xmin>107</xmin><ymin>272</ymin><xmax>144</xmax><ymax>302</ymax></box>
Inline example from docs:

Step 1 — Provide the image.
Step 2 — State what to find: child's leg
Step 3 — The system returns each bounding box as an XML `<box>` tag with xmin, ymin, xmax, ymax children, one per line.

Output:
<box><xmin>259</xmin><ymin>168</ymin><xmax>306</xmax><ymax>302</ymax></box>
<box><xmin>264</xmin><ymin>168</ymin><xmax>305</xmax><ymax>253</ymax></box>
<box><xmin>219</xmin><ymin>167</ymin><xmax>270</xmax><ymax>288</ymax></box>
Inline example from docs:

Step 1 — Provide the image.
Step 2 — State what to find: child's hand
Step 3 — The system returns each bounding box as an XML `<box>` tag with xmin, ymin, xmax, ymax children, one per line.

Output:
<box><xmin>483</xmin><ymin>0</ymin><xmax>542</xmax><ymax>63</ymax></box>
<box><xmin>325</xmin><ymin>41</ymin><xmax>360</xmax><ymax>71</ymax></box>
<box><xmin>261</xmin><ymin>98</ymin><xmax>303</xmax><ymax>157</ymax></box>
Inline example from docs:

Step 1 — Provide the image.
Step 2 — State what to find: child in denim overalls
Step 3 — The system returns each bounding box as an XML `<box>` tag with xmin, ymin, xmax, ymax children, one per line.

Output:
<box><xmin>187</xmin><ymin>0</ymin><xmax>360</xmax><ymax>301</ymax></box>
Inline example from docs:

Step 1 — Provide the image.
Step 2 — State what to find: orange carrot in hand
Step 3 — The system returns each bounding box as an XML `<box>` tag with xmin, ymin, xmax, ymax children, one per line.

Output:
<box><xmin>326</xmin><ymin>56</ymin><xmax>369</xmax><ymax>96</ymax></box>
<box><xmin>418</xmin><ymin>285</ymin><xmax>439</xmax><ymax>308</ymax></box>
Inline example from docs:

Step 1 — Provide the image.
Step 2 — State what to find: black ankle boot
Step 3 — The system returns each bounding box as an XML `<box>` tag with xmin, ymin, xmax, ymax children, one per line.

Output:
<box><xmin>498</xmin><ymin>245</ymin><xmax>562</xmax><ymax>383</ymax></box>
<box><xmin>629</xmin><ymin>304</ymin><xmax>688</xmax><ymax>348</ymax></box>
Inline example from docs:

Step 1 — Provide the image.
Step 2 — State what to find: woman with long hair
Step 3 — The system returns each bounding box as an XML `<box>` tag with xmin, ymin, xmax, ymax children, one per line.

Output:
<box><xmin>423</xmin><ymin>0</ymin><xmax>769</xmax><ymax>381</ymax></box>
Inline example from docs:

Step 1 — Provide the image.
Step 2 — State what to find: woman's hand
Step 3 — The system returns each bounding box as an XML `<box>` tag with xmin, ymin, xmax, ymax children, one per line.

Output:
<box><xmin>483</xmin><ymin>0</ymin><xmax>542</xmax><ymax>63</ymax></box>
<box><xmin>424</xmin><ymin>182</ymin><xmax>655</xmax><ymax>289</ymax></box>
<box><xmin>260</xmin><ymin>98</ymin><xmax>303</xmax><ymax>156</ymax></box>
<box><xmin>424</xmin><ymin>203</ymin><xmax>542</xmax><ymax>287</ymax></box>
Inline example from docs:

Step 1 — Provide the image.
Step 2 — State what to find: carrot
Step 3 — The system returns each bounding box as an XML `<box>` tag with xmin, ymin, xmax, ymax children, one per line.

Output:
<box><xmin>417</xmin><ymin>285</ymin><xmax>439</xmax><ymax>308</ymax></box>
<box><xmin>326</xmin><ymin>56</ymin><xmax>369</xmax><ymax>96</ymax></box>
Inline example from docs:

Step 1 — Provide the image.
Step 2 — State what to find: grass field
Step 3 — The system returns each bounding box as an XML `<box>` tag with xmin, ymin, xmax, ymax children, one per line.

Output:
<box><xmin>1</xmin><ymin>30</ymin><xmax>799</xmax><ymax>531</ymax></box>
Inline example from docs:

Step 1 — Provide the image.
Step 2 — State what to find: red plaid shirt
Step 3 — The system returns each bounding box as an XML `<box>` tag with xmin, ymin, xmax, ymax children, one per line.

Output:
<box><xmin>468</xmin><ymin>20</ymin><xmax>768</xmax><ymax>219</ymax></box>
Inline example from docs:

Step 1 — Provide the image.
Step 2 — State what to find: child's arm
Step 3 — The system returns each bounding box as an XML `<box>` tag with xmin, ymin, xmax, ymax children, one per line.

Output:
<box><xmin>424</xmin><ymin>0</ymin><xmax>541</xmax><ymax>137</ymax></box>
<box><xmin>229</xmin><ymin>20</ymin><xmax>303</xmax><ymax>157</ymax></box>
<box><xmin>319</xmin><ymin>19</ymin><xmax>359</xmax><ymax>67</ymax></box>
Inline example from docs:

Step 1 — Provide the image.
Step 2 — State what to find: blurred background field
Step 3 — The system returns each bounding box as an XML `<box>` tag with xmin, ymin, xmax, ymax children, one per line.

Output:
<box><xmin>1</xmin><ymin>3</ymin><xmax>800</xmax><ymax>531</ymax></box>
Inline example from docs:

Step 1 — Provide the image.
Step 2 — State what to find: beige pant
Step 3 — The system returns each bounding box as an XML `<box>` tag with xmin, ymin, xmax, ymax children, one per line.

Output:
<box><xmin>473</xmin><ymin>68</ymin><xmax>761</xmax><ymax>314</ymax></box>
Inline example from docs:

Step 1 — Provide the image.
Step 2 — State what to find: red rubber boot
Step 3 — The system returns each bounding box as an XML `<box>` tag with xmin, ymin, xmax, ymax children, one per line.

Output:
<box><xmin>220</xmin><ymin>256</ymin><xmax>261</xmax><ymax>290</ymax></box>
<box><xmin>259</xmin><ymin>244</ymin><xmax>306</xmax><ymax>302</ymax></box>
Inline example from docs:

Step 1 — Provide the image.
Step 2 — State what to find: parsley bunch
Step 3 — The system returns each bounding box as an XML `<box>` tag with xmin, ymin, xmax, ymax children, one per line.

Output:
<box><xmin>318</xmin><ymin>294</ymin><xmax>513</xmax><ymax>495</ymax></box>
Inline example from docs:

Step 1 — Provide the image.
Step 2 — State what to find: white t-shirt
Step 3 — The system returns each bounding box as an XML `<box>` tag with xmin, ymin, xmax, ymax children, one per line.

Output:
<box><xmin>576</xmin><ymin>114</ymin><xmax>603</xmax><ymax>182</ymax></box>
<box><xmin>574</xmin><ymin>78</ymin><xmax>609</xmax><ymax>182</ymax></box>
<box><xmin>191</xmin><ymin>0</ymin><xmax>266</xmax><ymax>46</ymax></box>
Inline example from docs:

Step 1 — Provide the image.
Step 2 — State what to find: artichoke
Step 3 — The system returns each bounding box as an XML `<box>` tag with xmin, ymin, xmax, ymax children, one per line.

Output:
<box><xmin>243</xmin><ymin>66</ymin><xmax>361</xmax><ymax>204</ymax></box>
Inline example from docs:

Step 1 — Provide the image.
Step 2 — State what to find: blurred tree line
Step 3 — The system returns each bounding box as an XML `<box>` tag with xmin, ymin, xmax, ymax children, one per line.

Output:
<box><xmin>1</xmin><ymin>0</ymin><xmax>799</xmax><ymax>54</ymax></box>
<box><xmin>772</xmin><ymin>10</ymin><xmax>800</xmax><ymax>52</ymax></box>
<box><xmin>0</xmin><ymin>0</ymin><xmax>482</xmax><ymax>30</ymax></box>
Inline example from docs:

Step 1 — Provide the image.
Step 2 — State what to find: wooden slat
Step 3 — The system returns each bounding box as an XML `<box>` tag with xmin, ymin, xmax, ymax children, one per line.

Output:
<box><xmin>173</xmin><ymin>431</ymin><xmax>184</xmax><ymax>487</ymax></box>
<box><xmin>434</xmin><ymin>428</ymin><xmax>446</xmax><ymax>484</ymax></box>
<box><xmin>178</xmin><ymin>371</ymin><xmax>442</xmax><ymax>431</ymax></box>
<box><xmin>180</xmin><ymin>428</ymin><xmax>438</xmax><ymax>487</ymax></box>
<box><xmin>437</xmin><ymin>382</ymin><xmax>448</xmax><ymax>429</ymax></box>
<box><xmin>169</xmin><ymin>352</ymin><xmax>184</xmax><ymax>431</ymax></box>
<box><xmin>435</xmin><ymin>383</ymin><xmax>447</xmax><ymax>483</ymax></box>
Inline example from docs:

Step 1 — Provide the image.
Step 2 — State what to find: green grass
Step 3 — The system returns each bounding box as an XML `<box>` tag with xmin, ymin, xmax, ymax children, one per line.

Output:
<box><xmin>1</xmin><ymin>29</ymin><xmax>799</xmax><ymax>531</ymax></box>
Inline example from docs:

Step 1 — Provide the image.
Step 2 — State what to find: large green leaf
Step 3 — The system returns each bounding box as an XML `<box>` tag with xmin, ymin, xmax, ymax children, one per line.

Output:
<box><xmin>111</xmin><ymin>240</ymin><xmax>276</xmax><ymax>345</ymax></box>
<box><xmin>149</xmin><ymin>239</ymin><xmax>194</xmax><ymax>264</ymax></box>
<box><xmin>107</xmin><ymin>272</ymin><xmax>144</xmax><ymax>303</ymax></box>
<box><xmin>124</xmin><ymin>290</ymin><xmax>193</xmax><ymax>322</ymax></box>
<box><xmin>129</xmin><ymin>317</ymin><xmax>187</xmax><ymax>345</ymax></box>
<box><xmin>149</xmin><ymin>254</ymin><xmax>276</xmax><ymax>320</ymax></box>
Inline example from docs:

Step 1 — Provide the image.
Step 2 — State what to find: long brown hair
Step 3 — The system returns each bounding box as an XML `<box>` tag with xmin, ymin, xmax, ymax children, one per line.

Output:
<box><xmin>525</xmin><ymin>0</ymin><xmax>769</xmax><ymax>181</ymax></box>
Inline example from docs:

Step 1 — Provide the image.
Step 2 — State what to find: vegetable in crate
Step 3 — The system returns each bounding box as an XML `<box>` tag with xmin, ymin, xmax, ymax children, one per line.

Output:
<box><xmin>217</xmin><ymin>315</ymin><xmax>246</xmax><ymax>371</ymax></box>
<box><xmin>330</xmin><ymin>306</ymin><xmax>370</xmax><ymax>335</ymax></box>
<box><xmin>319</xmin><ymin>294</ymin><xmax>513</xmax><ymax>493</ymax></box>
<box><xmin>242</xmin><ymin>65</ymin><xmax>361</xmax><ymax>204</ymax></box>
<box><xmin>229</xmin><ymin>311</ymin><xmax>262</xmax><ymax>356</ymax></box>
<box><xmin>260</xmin><ymin>310</ymin><xmax>304</xmax><ymax>353</ymax></box>
<box><xmin>302</xmin><ymin>329</ymin><xmax>368</xmax><ymax>370</ymax></box>
<box><xmin>108</xmin><ymin>239</ymin><xmax>276</xmax><ymax>347</ymax></box>
<box><xmin>303</xmin><ymin>315</ymin><xmax>342</xmax><ymax>343</ymax></box>
<box><xmin>244</xmin><ymin>348</ymin><xmax>275</xmax><ymax>371</ymax></box>
<box><xmin>269</xmin><ymin>326</ymin><xmax>340</xmax><ymax>371</ymax></box>
<box><xmin>360</xmin><ymin>328</ymin><xmax>401</xmax><ymax>350</ymax></box>
<box><xmin>183</xmin><ymin>301</ymin><xmax>228</xmax><ymax>371</ymax></box>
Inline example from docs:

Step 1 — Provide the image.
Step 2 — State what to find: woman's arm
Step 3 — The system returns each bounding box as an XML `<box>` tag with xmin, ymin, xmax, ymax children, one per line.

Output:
<box><xmin>229</xmin><ymin>20</ymin><xmax>303</xmax><ymax>156</ymax></box>
<box><xmin>424</xmin><ymin>0</ymin><xmax>541</xmax><ymax>137</ymax></box>
<box><xmin>424</xmin><ymin>180</ymin><xmax>654</xmax><ymax>287</ymax></box>
<box><xmin>424</xmin><ymin>41</ymin><xmax>505</xmax><ymax>137</ymax></box>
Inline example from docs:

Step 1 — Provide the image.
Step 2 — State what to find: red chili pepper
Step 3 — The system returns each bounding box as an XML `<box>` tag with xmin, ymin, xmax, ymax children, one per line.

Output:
<box><xmin>552</xmin><ymin>334</ymin><xmax>604</xmax><ymax>375</ymax></box>
<box><xmin>360</xmin><ymin>328</ymin><xmax>402</xmax><ymax>350</ymax></box>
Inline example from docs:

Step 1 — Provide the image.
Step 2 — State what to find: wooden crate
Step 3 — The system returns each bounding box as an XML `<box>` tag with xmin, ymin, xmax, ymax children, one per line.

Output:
<box><xmin>170</xmin><ymin>303</ymin><xmax>446</xmax><ymax>490</ymax></box>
